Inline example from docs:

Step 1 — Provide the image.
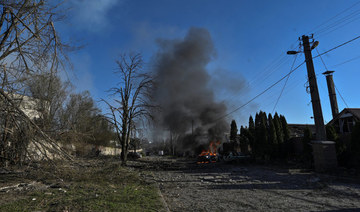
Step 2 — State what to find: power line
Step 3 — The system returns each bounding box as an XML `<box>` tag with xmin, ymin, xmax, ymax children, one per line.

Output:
<box><xmin>212</xmin><ymin>34</ymin><xmax>360</xmax><ymax>123</ymax></box>
<box><xmin>225</xmin><ymin>56</ymin><xmax>291</xmax><ymax>111</ymax></box>
<box><xmin>332</xmin><ymin>55</ymin><xmax>360</xmax><ymax>67</ymax></box>
<box><xmin>247</xmin><ymin>56</ymin><xmax>290</xmax><ymax>86</ymax></box>
<box><xmin>315</xmin><ymin>48</ymin><xmax>328</xmax><ymax>70</ymax></box>
<box><xmin>317</xmin><ymin>13</ymin><xmax>360</xmax><ymax>38</ymax></box>
<box><xmin>313</xmin><ymin>34</ymin><xmax>360</xmax><ymax>59</ymax></box>
<box><xmin>307</xmin><ymin>1</ymin><xmax>360</xmax><ymax>35</ymax></box>
<box><xmin>314</xmin><ymin>44</ymin><xmax>350</xmax><ymax>110</ymax></box>
<box><xmin>334</xmin><ymin>85</ymin><xmax>350</xmax><ymax>108</ymax></box>
<box><xmin>219</xmin><ymin>40</ymin><xmax>299</xmax><ymax>112</ymax></box>
<box><xmin>316</xmin><ymin>7</ymin><xmax>360</xmax><ymax>37</ymax></box>
<box><xmin>212</xmin><ymin>61</ymin><xmax>306</xmax><ymax>123</ymax></box>
<box><xmin>272</xmin><ymin>53</ymin><xmax>298</xmax><ymax>114</ymax></box>
<box><xmin>244</xmin><ymin>40</ymin><xmax>299</xmax><ymax>89</ymax></box>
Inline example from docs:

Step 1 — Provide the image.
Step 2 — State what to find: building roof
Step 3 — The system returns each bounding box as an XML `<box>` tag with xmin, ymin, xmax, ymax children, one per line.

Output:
<box><xmin>288</xmin><ymin>124</ymin><xmax>316</xmax><ymax>137</ymax></box>
<box><xmin>347</xmin><ymin>108</ymin><xmax>360</xmax><ymax>120</ymax></box>
<box><xmin>327</xmin><ymin>108</ymin><xmax>360</xmax><ymax>125</ymax></box>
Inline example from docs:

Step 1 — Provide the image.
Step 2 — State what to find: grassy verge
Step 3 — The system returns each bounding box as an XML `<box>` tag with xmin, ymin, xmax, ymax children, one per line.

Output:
<box><xmin>0</xmin><ymin>157</ymin><xmax>163</xmax><ymax>211</ymax></box>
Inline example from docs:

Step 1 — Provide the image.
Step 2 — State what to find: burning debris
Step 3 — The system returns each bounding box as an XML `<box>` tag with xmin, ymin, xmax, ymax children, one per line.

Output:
<box><xmin>197</xmin><ymin>141</ymin><xmax>221</xmax><ymax>164</ymax></box>
<box><xmin>151</xmin><ymin>27</ymin><xmax>230</xmax><ymax>152</ymax></box>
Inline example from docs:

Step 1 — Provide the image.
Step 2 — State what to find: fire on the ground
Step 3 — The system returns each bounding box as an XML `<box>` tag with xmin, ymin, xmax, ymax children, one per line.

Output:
<box><xmin>197</xmin><ymin>141</ymin><xmax>221</xmax><ymax>164</ymax></box>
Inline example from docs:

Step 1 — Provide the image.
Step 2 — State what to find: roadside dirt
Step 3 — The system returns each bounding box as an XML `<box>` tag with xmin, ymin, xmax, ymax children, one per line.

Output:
<box><xmin>130</xmin><ymin>156</ymin><xmax>360</xmax><ymax>212</ymax></box>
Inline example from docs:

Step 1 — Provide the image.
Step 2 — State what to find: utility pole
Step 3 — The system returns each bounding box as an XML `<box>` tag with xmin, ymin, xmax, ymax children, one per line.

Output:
<box><xmin>301</xmin><ymin>35</ymin><xmax>326</xmax><ymax>141</ymax></box>
<box><xmin>288</xmin><ymin>35</ymin><xmax>338</xmax><ymax>171</ymax></box>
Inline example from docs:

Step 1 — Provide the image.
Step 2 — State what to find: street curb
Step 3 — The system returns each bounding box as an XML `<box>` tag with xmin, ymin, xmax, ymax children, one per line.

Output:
<box><xmin>152</xmin><ymin>172</ymin><xmax>171</xmax><ymax>212</ymax></box>
<box><xmin>156</xmin><ymin>183</ymin><xmax>171</xmax><ymax>212</ymax></box>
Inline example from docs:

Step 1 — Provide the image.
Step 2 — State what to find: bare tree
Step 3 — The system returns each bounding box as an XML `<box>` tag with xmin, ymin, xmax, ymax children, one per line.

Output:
<box><xmin>26</xmin><ymin>73</ymin><xmax>70</xmax><ymax>132</ymax></box>
<box><xmin>60</xmin><ymin>91</ymin><xmax>104</xmax><ymax>147</ymax></box>
<box><xmin>0</xmin><ymin>1</ymin><xmax>69</xmax><ymax>75</ymax></box>
<box><xmin>104</xmin><ymin>53</ymin><xmax>153</xmax><ymax>165</ymax></box>
<box><xmin>0</xmin><ymin>0</ymin><xmax>72</xmax><ymax>166</ymax></box>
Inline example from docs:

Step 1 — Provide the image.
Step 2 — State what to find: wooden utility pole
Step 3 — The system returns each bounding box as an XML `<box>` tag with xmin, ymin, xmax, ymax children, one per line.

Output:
<box><xmin>288</xmin><ymin>35</ymin><xmax>337</xmax><ymax>171</ymax></box>
<box><xmin>302</xmin><ymin>35</ymin><xmax>327</xmax><ymax>141</ymax></box>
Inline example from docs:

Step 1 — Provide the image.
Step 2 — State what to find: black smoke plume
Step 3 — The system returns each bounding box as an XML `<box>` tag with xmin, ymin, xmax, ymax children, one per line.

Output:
<box><xmin>151</xmin><ymin>27</ymin><xmax>229</xmax><ymax>152</ymax></box>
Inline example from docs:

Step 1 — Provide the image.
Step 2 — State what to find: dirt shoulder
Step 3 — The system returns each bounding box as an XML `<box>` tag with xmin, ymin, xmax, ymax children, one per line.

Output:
<box><xmin>0</xmin><ymin>157</ymin><xmax>164</xmax><ymax>211</ymax></box>
<box><xmin>130</xmin><ymin>156</ymin><xmax>360</xmax><ymax>212</ymax></box>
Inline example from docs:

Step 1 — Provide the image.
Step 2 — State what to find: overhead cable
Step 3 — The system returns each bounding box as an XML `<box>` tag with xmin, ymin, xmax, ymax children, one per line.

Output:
<box><xmin>272</xmin><ymin>53</ymin><xmax>298</xmax><ymax>113</ymax></box>
<box><xmin>309</xmin><ymin>1</ymin><xmax>360</xmax><ymax>35</ymax></box>
<box><xmin>335</xmin><ymin>85</ymin><xmax>350</xmax><ymax>108</ymax></box>
<box><xmin>211</xmin><ymin>61</ymin><xmax>306</xmax><ymax>122</ymax></box>
<box><xmin>212</xmin><ymin>34</ymin><xmax>360</xmax><ymax>123</ymax></box>
<box><xmin>313</xmin><ymin>34</ymin><xmax>360</xmax><ymax>59</ymax></box>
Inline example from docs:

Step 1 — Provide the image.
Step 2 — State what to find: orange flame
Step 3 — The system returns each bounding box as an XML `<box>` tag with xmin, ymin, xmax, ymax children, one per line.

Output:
<box><xmin>197</xmin><ymin>141</ymin><xmax>221</xmax><ymax>164</ymax></box>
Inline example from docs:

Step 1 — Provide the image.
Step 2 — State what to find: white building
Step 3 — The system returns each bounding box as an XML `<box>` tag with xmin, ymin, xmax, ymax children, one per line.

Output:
<box><xmin>5</xmin><ymin>92</ymin><xmax>46</xmax><ymax>120</ymax></box>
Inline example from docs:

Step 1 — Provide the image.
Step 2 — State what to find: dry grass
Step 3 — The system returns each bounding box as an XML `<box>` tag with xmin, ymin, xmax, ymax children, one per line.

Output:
<box><xmin>0</xmin><ymin>157</ymin><xmax>163</xmax><ymax>211</ymax></box>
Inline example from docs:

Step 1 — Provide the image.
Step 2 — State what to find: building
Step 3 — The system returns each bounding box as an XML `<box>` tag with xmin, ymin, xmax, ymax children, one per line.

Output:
<box><xmin>327</xmin><ymin>108</ymin><xmax>360</xmax><ymax>134</ymax></box>
<box><xmin>287</xmin><ymin>124</ymin><xmax>316</xmax><ymax>154</ymax></box>
<box><xmin>288</xmin><ymin>124</ymin><xmax>316</xmax><ymax>138</ymax></box>
<box><xmin>5</xmin><ymin>91</ymin><xmax>47</xmax><ymax>120</ymax></box>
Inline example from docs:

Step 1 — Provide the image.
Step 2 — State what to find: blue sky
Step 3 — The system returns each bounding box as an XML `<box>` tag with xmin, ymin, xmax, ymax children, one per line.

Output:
<box><xmin>57</xmin><ymin>0</ymin><xmax>360</xmax><ymax>126</ymax></box>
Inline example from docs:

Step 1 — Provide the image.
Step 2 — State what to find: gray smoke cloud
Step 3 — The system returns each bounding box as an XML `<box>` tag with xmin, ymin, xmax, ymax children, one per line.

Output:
<box><xmin>151</xmin><ymin>27</ymin><xmax>229</xmax><ymax>150</ymax></box>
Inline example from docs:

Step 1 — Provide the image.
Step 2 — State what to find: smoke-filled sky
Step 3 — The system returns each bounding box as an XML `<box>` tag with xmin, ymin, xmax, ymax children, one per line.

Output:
<box><xmin>151</xmin><ymin>27</ymin><xmax>229</xmax><ymax>135</ymax></box>
<box><xmin>57</xmin><ymin>0</ymin><xmax>360</xmax><ymax>127</ymax></box>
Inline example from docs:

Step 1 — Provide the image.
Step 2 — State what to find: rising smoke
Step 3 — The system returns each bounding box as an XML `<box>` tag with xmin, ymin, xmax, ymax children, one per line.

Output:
<box><xmin>151</xmin><ymin>27</ymin><xmax>231</xmax><ymax>152</ymax></box>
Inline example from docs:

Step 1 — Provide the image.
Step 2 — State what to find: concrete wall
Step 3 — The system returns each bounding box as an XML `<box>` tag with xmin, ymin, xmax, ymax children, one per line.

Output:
<box><xmin>27</xmin><ymin>140</ymin><xmax>65</xmax><ymax>160</ymax></box>
<box><xmin>99</xmin><ymin>146</ymin><xmax>121</xmax><ymax>156</ymax></box>
<box><xmin>98</xmin><ymin>146</ymin><xmax>143</xmax><ymax>156</ymax></box>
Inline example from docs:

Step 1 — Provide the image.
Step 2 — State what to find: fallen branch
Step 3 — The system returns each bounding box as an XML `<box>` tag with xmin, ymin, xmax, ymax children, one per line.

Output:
<box><xmin>0</xmin><ymin>89</ymin><xmax>73</xmax><ymax>164</ymax></box>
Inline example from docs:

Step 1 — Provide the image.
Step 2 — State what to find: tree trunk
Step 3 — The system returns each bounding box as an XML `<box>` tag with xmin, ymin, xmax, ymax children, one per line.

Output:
<box><xmin>121</xmin><ymin>148</ymin><xmax>127</xmax><ymax>166</ymax></box>
<box><xmin>122</xmin><ymin>137</ymin><xmax>129</xmax><ymax>166</ymax></box>
<box><xmin>120</xmin><ymin>130</ymin><xmax>127</xmax><ymax>165</ymax></box>
<box><xmin>120</xmin><ymin>114</ymin><xmax>128</xmax><ymax>165</ymax></box>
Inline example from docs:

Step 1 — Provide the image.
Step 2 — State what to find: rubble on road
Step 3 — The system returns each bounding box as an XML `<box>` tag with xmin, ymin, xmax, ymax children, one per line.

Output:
<box><xmin>131</xmin><ymin>156</ymin><xmax>360</xmax><ymax>212</ymax></box>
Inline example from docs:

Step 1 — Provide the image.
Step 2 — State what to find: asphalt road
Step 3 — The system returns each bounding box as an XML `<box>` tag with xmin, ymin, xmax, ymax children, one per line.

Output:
<box><xmin>130</xmin><ymin>156</ymin><xmax>360</xmax><ymax>212</ymax></box>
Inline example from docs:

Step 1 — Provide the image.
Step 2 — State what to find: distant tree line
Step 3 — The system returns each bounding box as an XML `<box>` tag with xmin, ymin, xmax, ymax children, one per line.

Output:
<box><xmin>230</xmin><ymin>110</ymin><xmax>360</xmax><ymax>168</ymax></box>
<box><xmin>27</xmin><ymin>74</ymin><xmax>115</xmax><ymax>153</ymax></box>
